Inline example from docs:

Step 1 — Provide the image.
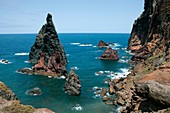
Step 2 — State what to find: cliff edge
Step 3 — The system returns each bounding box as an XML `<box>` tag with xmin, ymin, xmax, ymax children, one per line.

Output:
<box><xmin>101</xmin><ymin>0</ymin><xmax>170</xmax><ymax>112</ymax></box>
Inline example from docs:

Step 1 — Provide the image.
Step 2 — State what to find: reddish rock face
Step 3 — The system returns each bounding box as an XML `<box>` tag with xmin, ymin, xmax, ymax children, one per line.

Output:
<box><xmin>97</xmin><ymin>40</ymin><xmax>108</xmax><ymax>47</ymax></box>
<box><xmin>99</xmin><ymin>47</ymin><xmax>119</xmax><ymax>60</ymax></box>
<box><xmin>28</xmin><ymin>13</ymin><xmax>67</xmax><ymax>77</ymax></box>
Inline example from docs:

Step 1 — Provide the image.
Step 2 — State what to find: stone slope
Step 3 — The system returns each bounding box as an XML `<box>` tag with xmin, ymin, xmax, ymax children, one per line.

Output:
<box><xmin>28</xmin><ymin>13</ymin><xmax>67</xmax><ymax>77</ymax></box>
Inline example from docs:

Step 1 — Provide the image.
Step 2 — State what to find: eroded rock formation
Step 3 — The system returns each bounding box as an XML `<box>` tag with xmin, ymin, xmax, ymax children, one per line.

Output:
<box><xmin>64</xmin><ymin>70</ymin><xmax>81</xmax><ymax>96</ymax></box>
<box><xmin>99</xmin><ymin>47</ymin><xmax>119</xmax><ymax>60</ymax></box>
<box><xmin>97</xmin><ymin>40</ymin><xmax>108</xmax><ymax>47</ymax></box>
<box><xmin>19</xmin><ymin>13</ymin><xmax>67</xmax><ymax>77</ymax></box>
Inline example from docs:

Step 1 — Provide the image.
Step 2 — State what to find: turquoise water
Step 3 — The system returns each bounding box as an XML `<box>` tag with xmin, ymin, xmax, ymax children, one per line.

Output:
<box><xmin>0</xmin><ymin>33</ymin><xmax>131</xmax><ymax>113</ymax></box>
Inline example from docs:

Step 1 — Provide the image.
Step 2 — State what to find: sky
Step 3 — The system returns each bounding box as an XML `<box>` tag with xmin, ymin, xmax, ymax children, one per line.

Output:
<box><xmin>0</xmin><ymin>0</ymin><xmax>144</xmax><ymax>34</ymax></box>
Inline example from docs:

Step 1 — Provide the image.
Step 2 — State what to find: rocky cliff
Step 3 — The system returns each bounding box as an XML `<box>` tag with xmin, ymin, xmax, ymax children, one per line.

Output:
<box><xmin>0</xmin><ymin>81</ymin><xmax>54</xmax><ymax>113</ymax></box>
<box><xmin>125</xmin><ymin>0</ymin><xmax>170</xmax><ymax>112</ymax></box>
<box><xmin>28</xmin><ymin>13</ymin><xmax>67</xmax><ymax>77</ymax></box>
<box><xmin>128</xmin><ymin>0</ymin><xmax>170</xmax><ymax>57</ymax></box>
<box><xmin>102</xmin><ymin>0</ymin><xmax>170</xmax><ymax>112</ymax></box>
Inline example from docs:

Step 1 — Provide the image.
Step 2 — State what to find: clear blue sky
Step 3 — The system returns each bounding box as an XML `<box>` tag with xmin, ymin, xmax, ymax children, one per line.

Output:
<box><xmin>0</xmin><ymin>0</ymin><xmax>144</xmax><ymax>34</ymax></box>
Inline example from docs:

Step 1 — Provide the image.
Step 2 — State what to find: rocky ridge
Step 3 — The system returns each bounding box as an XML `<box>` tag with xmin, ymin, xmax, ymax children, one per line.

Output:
<box><xmin>101</xmin><ymin>0</ymin><xmax>170</xmax><ymax>112</ymax></box>
<box><xmin>0</xmin><ymin>81</ymin><xmax>54</xmax><ymax>113</ymax></box>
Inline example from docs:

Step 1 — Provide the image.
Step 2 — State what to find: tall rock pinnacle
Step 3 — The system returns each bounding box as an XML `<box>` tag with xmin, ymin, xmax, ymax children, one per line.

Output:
<box><xmin>29</xmin><ymin>13</ymin><xmax>67</xmax><ymax>77</ymax></box>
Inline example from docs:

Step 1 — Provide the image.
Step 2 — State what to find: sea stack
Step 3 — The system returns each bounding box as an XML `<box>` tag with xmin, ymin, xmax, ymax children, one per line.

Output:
<box><xmin>97</xmin><ymin>40</ymin><xmax>108</xmax><ymax>47</ymax></box>
<box><xmin>64</xmin><ymin>70</ymin><xmax>81</xmax><ymax>96</ymax></box>
<box><xmin>29</xmin><ymin>13</ymin><xmax>67</xmax><ymax>77</ymax></box>
<box><xmin>99</xmin><ymin>47</ymin><xmax>119</xmax><ymax>60</ymax></box>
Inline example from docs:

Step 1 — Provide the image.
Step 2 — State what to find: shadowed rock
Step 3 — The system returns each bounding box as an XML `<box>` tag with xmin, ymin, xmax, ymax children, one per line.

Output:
<box><xmin>64</xmin><ymin>70</ymin><xmax>81</xmax><ymax>96</ymax></box>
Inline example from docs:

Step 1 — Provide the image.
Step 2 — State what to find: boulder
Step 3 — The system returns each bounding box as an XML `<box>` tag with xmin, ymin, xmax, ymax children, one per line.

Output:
<box><xmin>97</xmin><ymin>40</ymin><xmax>108</xmax><ymax>47</ymax></box>
<box><xmin>64</xmin><ymin>70</ymin><xmax>81</xmax><ymax>96</ymax></box>
<box><xmin>99</xmin><ymin>47</ymin><xmax>119</xmax><ymax>60</ymax></box>
<box><xmin>136</xmin><ymin>80</ymin><xmax>170</xmax><ymax>107</ymax></box>
<box><xmin>100</xmin><ymin>88</ymin><xmax>107</xmax><ymax>97</ymax></box>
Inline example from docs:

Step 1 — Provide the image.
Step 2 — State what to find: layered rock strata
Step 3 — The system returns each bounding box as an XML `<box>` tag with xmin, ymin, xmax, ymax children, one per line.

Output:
<box><xmin>0</xmin><ymin>81</ymin><xmax>54</xmax><ymax>113</ymax></box>
<box><xmin>19</xmin><ymin>13</ymin><xmax>67</xmax><ymax>77</ymax></box>
<box><xmin>64</xmin><ymin>70</ymin><xmax>81</xmax><ymax>96</ymax></box>
<box><xmin>99</xmin><ymin>47</ymin><xmax>119</xmax><ymax>60</ymax></box>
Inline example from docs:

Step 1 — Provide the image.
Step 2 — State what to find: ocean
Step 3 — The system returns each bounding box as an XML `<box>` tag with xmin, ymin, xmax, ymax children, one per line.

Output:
<box><xmin>0</xmin><ymin>33</ymin><xmax>132</xmax><ymax>113</ymax></box>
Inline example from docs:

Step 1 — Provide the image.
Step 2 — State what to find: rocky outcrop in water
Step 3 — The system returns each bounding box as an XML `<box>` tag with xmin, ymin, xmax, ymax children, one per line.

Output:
<box><xmin>99</xmin><ymin>47</ymin><xmax>119</xmax><ymax>60</ymax></box>
<box><xmin>64</xmin><ymin>70</ymin><xmax>81</xmax><ymax>96</ymax></box>
<box><xmin>97</xmin><ymin>40</ymin><xmax>108</xmax><ymax>47</ymax></box>
<box><xmin>19</xmin><ymin>13</ymin><xmax>67</xmax><ymax>77</ymax></box>
<box><xmin>110</xmin><ymin>0</ymin><xmax>170</xmax><ymax>112</ymax></box>
<box><xmin>0</xmin><ymin>81</ymin><xmax>54</xmax><ymax>113</ymax></box>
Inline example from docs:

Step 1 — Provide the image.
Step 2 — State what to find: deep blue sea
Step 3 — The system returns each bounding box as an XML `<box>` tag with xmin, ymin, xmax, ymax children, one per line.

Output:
<box><xmin>0</xmin><ymin>33</ymin><xmax>132</xmax><ymax>113</ymax></box>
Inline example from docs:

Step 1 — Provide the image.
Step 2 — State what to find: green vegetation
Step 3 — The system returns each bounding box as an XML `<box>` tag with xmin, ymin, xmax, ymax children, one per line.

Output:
<box><xmin>165</xmin><ymin>108</ymin><xmax>170</xmax><ymax>113</ymax></box>
<box><xmin>2</xmin><ymin>100</ymin><xmax>35</xmax><ymax>113</ymax></box>
<box><xmin>148</xmin><ymin>53</ymin><xmax>163</xmax><ymax>61</ymax></box>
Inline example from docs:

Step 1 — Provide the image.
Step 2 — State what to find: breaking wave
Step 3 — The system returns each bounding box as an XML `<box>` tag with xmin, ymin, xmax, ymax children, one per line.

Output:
<box><xmin>15</xmin><ymin>53</ymin><xmax>29</xmax><ymax>56</ymax></box>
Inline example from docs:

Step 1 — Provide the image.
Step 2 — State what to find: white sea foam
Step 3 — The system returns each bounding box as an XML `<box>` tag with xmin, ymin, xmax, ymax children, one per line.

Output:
<box><xmin>95</xmin><ymin>71</ymin><xmax>114</xmax><ymax>76</ymax></box>
<box><xmin>71</xmin><ymin>104</ymin><xmax>83</xmax><ymax>111</ymax></box>
<box><xmin>79</xmin><ymin>44</ymin><xmax>93</xmax><ymax>47</ymax></box>
<box><xmin>48</xmin><ymin>76</ymin><xmax>52</xmax><ymax>78</ymax></box>
<box><xmin>125</xmin><ymin>50</ymin><xmax>135</xmax><ymax>55</ymax></box>
<box><xmin>118</xmin><ymin>59</ymin><xmax>128</xmax><ymax>63</ymax></box>
<box><xmin>92</xmin><ymin>94</ymin><xmax>101</xmax><ymax>99</ymax></box>
<box><xmin>93</xmin><ymin>46</ymin><xmax>97</xmax><ymax>48</ymax></box>
<box><xmin>70</xmin><ymin>66</ymin><xmax>79</xmax><ymax>70</ymax></box>
<box><xmin>24</xmin><ymin>61</ymin><xmax>30</xmax><ymax>63</ymax></box>
<box><xmin>95</xmin><ymin>50</ymin><xmax>103</xmax><ymax>53</ymax></box>
<box><xmin>0</xmin><ymin>59</ymin><xmax>11</xmax><ymax>64</ymax></box>
<box><xmin>15</xmin><ymin>53</ymin><xmax>29</xmax><ymax>56</ymax></box>
<box><xmin>57</xmin><ymin>76</ymin><xmax>66</xmax><ymax>79</ymax></box>
<box><xmin>114</xmin><ymin>43</ymin><xmax>121</xmax><ymax>47</ymax></box>
<box><xmin>70</xmin><ymin>43</ymin><xmax>80</xmax><ymax>45</ymax></box>
<box><xmin>92</xmin><ymin>86</ymin><xmax>101</xmax><ymax>91</ymax></box>
<box><xmin>66</xmin><ymin>54</ymin><xmax>70</xmax><ymax>56</ymax></box>
<box><xmin>110</xmin><ymin>68</ymin><xmax>130</xmax><ymax>79</ymax></box>
<box><xmin>111</xmin><ymin>47</ymin><xmax>119</xmax><ymax>50</ymax></box>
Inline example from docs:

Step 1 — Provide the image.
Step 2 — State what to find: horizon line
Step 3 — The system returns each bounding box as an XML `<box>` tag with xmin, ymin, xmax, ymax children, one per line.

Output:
<box><xmin>0</xmin><ymin>32</ymin><xmax>131</xmax><ymax>35</ymax></box>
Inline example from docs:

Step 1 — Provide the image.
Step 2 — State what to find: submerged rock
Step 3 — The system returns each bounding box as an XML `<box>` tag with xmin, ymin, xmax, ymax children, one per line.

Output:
<box><xmin>64</xmin><ymin>70</ymin><xmax>81</xmax><ymax>96</ymax></box>
<box><xmin>25</xmin><ymin>13</ymin><xmax>67</xmax><ymax>77</ymax></box>
<box><xmin>97</xmin><ymin>40</ymin><xmax>108</xmax><ymax>47</ymax></box>
<box><xmin>99</xmin><ymin>47</ymin><xmax>119</xmax><ymax>60</ymax></box>
<box><xmin>26</xmin><ymin>87</ymin><xmax>42</xmax><ymax>96</ymax></box>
